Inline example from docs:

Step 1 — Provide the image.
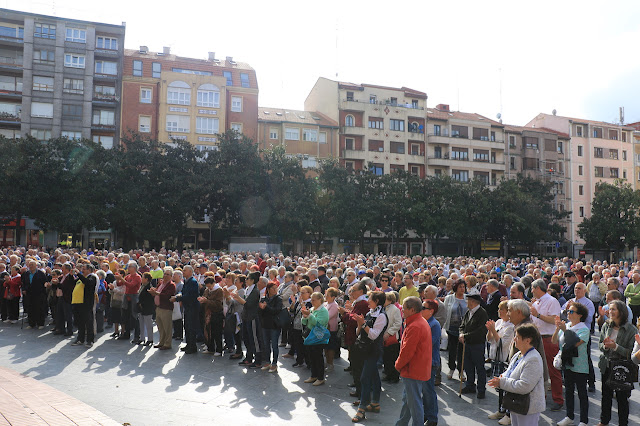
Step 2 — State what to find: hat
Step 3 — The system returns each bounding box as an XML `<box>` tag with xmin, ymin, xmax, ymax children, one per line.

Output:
<box><xmin>413</xmin><ymin>272</ymin><xmax>420</xmax><ymax>277</ymax></box>
<box><xmin>465</xmin><ymin>293</ymin><xmax>483</xmax><ymax>302</ymax></box>
<box><xmin>565</xmin><ymin>271</ymin><xmax>575</xmax><ymax>278</ymax></box>
<box><xmin>357</xmin><ymin>270</ymin><xmax>366</xmax><ymax>276</ymax></box>
<box><xmin>199</xmin><ymin>263</ymin><xmax>208</xmax><ymax>269</ymax></box>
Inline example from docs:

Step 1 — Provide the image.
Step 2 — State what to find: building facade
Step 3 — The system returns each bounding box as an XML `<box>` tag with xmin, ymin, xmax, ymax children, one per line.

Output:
<box><xmin>527</xmin><ymin>113</ymin><xmax>634</xmax><ymax>256</ymax></box>
<box><xmin>425</xmin><ymin>104</ymin><xmax>505</xmax><ymax>186</ymax></box>
<box><xmin>121</xmin><ymin>48</ymin><xmax>258</xmax><ymax>151</ymax></box>
<box><xmin>0</xmin><ymin>8</ymin><xmax>125</xmax><ymax>147</ymax></box>
<box><xmin>305</xmin><ymin>77</ymin><xmax>428</xmax><ymax>177</ymax></box>
<box><xmin>257</xmin><ymin>107</ymin><xmax>339</xmax><ymax>170</ymax></box>
<box><xmin>626</xmin><ymin>122</ymin><xmax>640</xmax><ymax>191</ymax></box>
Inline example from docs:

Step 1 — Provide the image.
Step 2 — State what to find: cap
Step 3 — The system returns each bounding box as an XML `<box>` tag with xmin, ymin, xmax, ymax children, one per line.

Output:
<box><xmin>357</xmin><ymin>270</ymin><xmax>366</xmax><ymax>276</ymax></box>
<box><xmin>465</xmin><ymin>293</ymin><xmax>483</xmax><ymax>302</ymax></box>
<box><xmin>565</xmin><ymin>271</ymin><xmax>576</xmax><ymax>278</ymax></box>
<box><xmin>199</xmin><ymin>263</ymin><xmax>208</xmax><ymax>269</ymax></box>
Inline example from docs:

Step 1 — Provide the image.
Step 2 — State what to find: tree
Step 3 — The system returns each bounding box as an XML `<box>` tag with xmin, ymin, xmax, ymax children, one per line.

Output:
<box><xmin>578</xmin><ymin>180</ymin><xmax>640</xmax><ymax>258</ymax></box>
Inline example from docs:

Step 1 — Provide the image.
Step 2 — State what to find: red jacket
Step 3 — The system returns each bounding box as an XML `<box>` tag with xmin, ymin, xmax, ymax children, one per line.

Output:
<box><xmin>3</xmin><ymin>275</ymin><xmax>21</xmax><ymax>298</ymax></box>
<box><xmin>341</xmin><ymin>299</ymin><xmax>369</xmax><ymax>346</ymax></box>
<box><xmin>395</xmin><ymin>312</ymin><xmax>432</xmax><ymax>381</ymax></box>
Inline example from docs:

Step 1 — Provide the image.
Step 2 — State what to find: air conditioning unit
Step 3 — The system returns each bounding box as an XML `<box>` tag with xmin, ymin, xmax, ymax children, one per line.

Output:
<box><xmin>303</xmin><ymin>154</ymin><xmax>309</xmax><ymax>160</ymax></box>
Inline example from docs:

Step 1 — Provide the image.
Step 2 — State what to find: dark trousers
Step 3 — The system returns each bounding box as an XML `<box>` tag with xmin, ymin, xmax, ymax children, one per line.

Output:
<box><xmin>263</xmin><ymin>327</ymin><xmax>281</xmax><ymax>364</ymax></box>
<box><xmin>173</xmin><ymin>318</ymin><xmax>183</xmax><ymax>339</ymax></box>
<box><xmin>447</xmin><ymin>330</ymin><xmax>463</xmax><ymax>374</ymax></box>
<box><xmin>309</xmin><ymin>344</ymin><xmax>325</xmax><ymax>380</ymax></box>
<box><xmin>289</xmin><ymin>328</ymin><xmax>309</xmax><ymax>365</ymax></box>
<box><xmin>95</xmin><ymin>304</ymin><xmax>105</xmax><ymax>333</ymax></box>
<box><xmin>564</xmin><ymin>369</ymin><xmax>588</xmax><ymax>424</ymax></box>
<box><xmin>2</xmin><ymin>297</ymin><xmax>19</xmax><ymax>321</ymax></box>
<box><xmin>48</xmin><ymin>296</ymin><xmax>57</xmax><ymax>322</ymax></box>
<box><xmin>463</xmin><ymin>343</ymin><xmax>487</xmax><ymax>392</ymax></box>
<box><xmin>587</xmin><ymin>336</ymin><xmax>595</xmax><ymax>386</ymax></box>
<box><xmin>72</xmin><ymin>304</ymin><xmax>94</xmax><ymax>343</ymax></box>
<box><xmin>630</xmin><ymin>304</ymin><xmax>640</xmax><ymax>325</ymax></box>
<box><xmin>122</xmin><ymin>295</ymin><xmax>140</xmax><ymax>339</ymax></box>
<box><xmin>27</xmin><ymin>292</ymin><xmax>46</xmax><ymax>327</ymax></box>
<box><xmin>383</xmin><ymin>342</ymin><xmax>400</xmax><ymax>381</ymax></box>
<box><xmin>56</xmin><ymin>298</ymin><xmax>73</xmax><ymax>333</ymax></box>
<box><xmin>351</xmin><ymin>344</ymin><xmax>365</xmax><ymax>395</ymax></box>
<box><xmin>205</xmin><ymin>311</ymin><xmax>224</xmax><ymax>353</ymax></box>
<box><xmin>601</xmin><ymin>369</ymin><xmax>631</xmax><ymax>426</ymax></box>
<box><xmin>242</xmin><ymin>317</ymin><xmax>264</xmax><ymax>364</ymax></box>
<box><xmin>183</xmin><ymin>307</ymin><xmax>198</xmax><ymax>350</ymax></box>
<box><xmin>233</xmin><ymin>330</ymin><xmax>243</xmax><ymax>354</ymax></box>
<box><xmin>280</xmin><ymin>320</ymin><xmax>291</xmax><ymax>345</ymax></box>
<box><xmin>359</xmin><ymin>356</ymin><xmax>381</xmax><ymax>408</ymax></box>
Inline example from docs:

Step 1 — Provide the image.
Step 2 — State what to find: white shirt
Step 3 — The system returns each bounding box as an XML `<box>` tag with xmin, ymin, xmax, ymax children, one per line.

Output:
<box><xmin>468</xmin><ymin>303</ymin><xmax>480</xmax><ymax>319</ymax></box>
<box><xmin>532</xmin><ymin>293</ymin><xmax>561</xmax><ymax>336</ymax></box>
<box><xmin>245</xmin><ymin>284</ymin><xmax>255</xmax><ymax>298</ymax></box>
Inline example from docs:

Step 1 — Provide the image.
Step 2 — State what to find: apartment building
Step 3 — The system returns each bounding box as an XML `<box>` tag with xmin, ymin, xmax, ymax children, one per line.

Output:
<box><xmin>625</xmin><ymin>122</ymin><xmax>640</xmax><ymax>191</ymax></box>
<box><xmin>121</xmin><ymin>48</ymin><xmax>258</xmax><ymax>151</ymax></box>
<box><xmin>257</xmin><ymin>107</ymin><xmax>339</xmax><ymax>170</ymax></box>
<box><xmin>305</xmin><ymin>77</ymin><xmax>427</xmax><ymax>177</ymax></box>
<box><xmin>0</xmin><ymin>8</ymin><xmax>125</xmax><ymax>147</ymax></box>
<box><xmin>527</xmin><ymin>113</ymin><xmax>634</xmax><ymax>256</ymax></box>
<box><xmin>426</xmin><ymin>104</ymin><xmax>505</xmax><ymax>186</ymax></box>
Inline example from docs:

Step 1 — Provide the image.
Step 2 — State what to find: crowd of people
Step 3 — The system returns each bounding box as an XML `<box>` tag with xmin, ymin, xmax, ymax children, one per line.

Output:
<box><xmin>2</xmin><ymin>247</ymin><xmax>640</xmax><ymax>426</ymax></box>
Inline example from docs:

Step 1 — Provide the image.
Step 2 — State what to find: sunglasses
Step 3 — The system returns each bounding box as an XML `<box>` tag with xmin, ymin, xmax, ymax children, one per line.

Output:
<box><xmin>567</xmin><ymin>309</ymin><xmax>576</xmax><ymax>315</ymax></box>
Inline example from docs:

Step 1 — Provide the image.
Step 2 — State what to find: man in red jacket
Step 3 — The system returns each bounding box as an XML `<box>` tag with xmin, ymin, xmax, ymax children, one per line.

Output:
<box><xmin>395</xmin><ymin>296</ymin><xmax>432</xmax><ymax>426</ymax></box>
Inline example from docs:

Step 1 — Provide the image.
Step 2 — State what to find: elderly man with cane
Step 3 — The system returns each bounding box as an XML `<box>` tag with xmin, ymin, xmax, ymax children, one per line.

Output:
<box><xmin>459</xmin><ymin>292</ymin><xmax>488</xmax><ymax>399</ymax></box>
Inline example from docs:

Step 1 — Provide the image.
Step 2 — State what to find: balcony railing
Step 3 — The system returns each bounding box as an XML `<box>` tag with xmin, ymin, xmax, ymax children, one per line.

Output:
<box><xmin>0</xmin><ymin>112</ymin><xmax>20</xmax><ymax>122</ymax></box>
<box><xmin>343</xmin><ymin>99</ymin><xmax>424</xmax><ymax>110</ymax></box>
<box><xmin>0</xmin><ymin>56</ymin><xmax>22</xmax><ymax>66</ymax></box>
<box><xmin>341</xmin><ymin>125</ymin><xmax>364</xmax><ymax>134</ymax></box>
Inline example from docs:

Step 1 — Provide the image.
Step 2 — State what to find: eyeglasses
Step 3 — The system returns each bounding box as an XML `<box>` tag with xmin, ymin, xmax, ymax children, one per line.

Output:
<box><xmin>567</xmin><ymin>309</ymin><xmax>576</xmax><ymax>315</ymax></box>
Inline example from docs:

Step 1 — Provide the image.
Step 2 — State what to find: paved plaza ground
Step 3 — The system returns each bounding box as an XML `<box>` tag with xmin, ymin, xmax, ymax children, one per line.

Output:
<box><xmin>1</xmin><ymin>321</ymin><xmax>639</xmax><ymax>426</ymax></box>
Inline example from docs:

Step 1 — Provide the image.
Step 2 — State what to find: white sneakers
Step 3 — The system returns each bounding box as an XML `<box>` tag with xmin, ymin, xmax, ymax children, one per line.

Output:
<box><xmin>498</xmin><ymin>415</ymin><xmax>511</xmax><ymax>425</ymax></box>
<box><xmin>557</xmin><ymin>417</ymin><xmax>575</xmax><ymax>426</ymax></box>
<box><xmin>213</xmin><ymin>352</ymin><xmax>222</xmax><ymax>357</ymax></box>
<box><xmin>488</xmin><ymin>411</ymin><xmax>505</xmax><ymax>420</ymax></box>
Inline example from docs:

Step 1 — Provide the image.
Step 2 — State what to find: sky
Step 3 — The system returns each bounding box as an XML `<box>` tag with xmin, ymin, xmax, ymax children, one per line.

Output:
<box><xmin>5</xmin><ymin>0</ymin><xmax>640</xmax><ymax>126</ymax></box>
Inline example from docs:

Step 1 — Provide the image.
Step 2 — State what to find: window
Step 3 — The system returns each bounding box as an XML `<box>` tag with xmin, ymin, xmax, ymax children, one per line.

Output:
<box><xmin>269</xmin><ymin>128</ymin><xmax>278</xmax><ymax>140</ymax></box>
<box><xmin>472</xmin><ymin>127</ymin><xmax>489</xmax><ymax>141</ymax></box>
<box><xmin>510</xmin><ymin>156</ymin><xmax>516</xmax><ymax>170</ymax></box>
<box><xmin>623</xmin><ymin>170</ymin><xmax>627</xmax><ymax>179</ymax></box>
<box><xmin>578</xmin><ymin>165</ymin><xmax>583</xmax><ymax>176</ymax></box>
<box><xmin>410</xmin><ymin>143</ymin><xmax>420</xmax><ymax>155</ymax></box>
<box><xmin>369</xmin><ymin>140</ymin><xmax>384</xmax><ymax>152</ymax></box>
<box><xmin>65</xmin><ymin>28</ymin><xmax>86</xmax><ymax>43</ymax></box>
<box><xmin>95</xmin><ymin>61</ymin><xmax>117</xmax><ymax>75</ymax></box>
<box><xmin>133</xmin><ymin>60</ymin><xmax>142</xmax><ymax>76</ymax></box>
<box><xmin>473</xmin><ymin>149</ymin><xmax>489</xmax><ymax>162</ymax></box>
<box><xmin>33</xmin><ymin>49</ymin><xmax>54</xmax><ymax>64</ymax></box>
<box><xmin>138</xmin><ymin>115</ymin><xmax>151</xmax><ymax>133</ymax></box>
<box><xmin>577</xmin><ymin>145</ymin><xmax>583</xmax><ymax>156</ymax></box>
<box><xmin>434</xmin><ymin>146</ymin><xmax>442</xmax><ymax>158</ymax></box>
<box><xmin>412</xmin><ymin>100</ymin><xmax>419</xmax><ymax>109</ymax></box>
<box><xmin>410</xmin><ymin>165</ymin><xmax>420</xmax><ymax>176</ymax></box>
<box><xmin>30</xmin><ymin>129</ymin><xmax>51</xmax><ymax>141</ymax></box>
<box><xmin>390</xmin><ymin>97</ymin><xmax>397</xmax><ymax>106</ymax></box>
<box><xmin>593</xmin><ymin>127</ymin><xmax>603</xmax><ymax>138</ymax></box>
<box><xmin>172</xmin><ymin>68</ymin><xmax>212</xmax><ymax>76</ymax></box>
<box><xmin>557</xmin><ymin>141</ymin><xmax>563</xmax><ymax>154</ymax></box>
<box><xmin>92</xmin><ymin>135</ymin><xmax>113</xmax><ymax>149</ymax></box>
<box><xmin>389</xmin><ymin>119</ymin><xmax>404</xmax><ymax>132</ymax></box>
<box><xmin>94</xmin><ymin>85</ymin><xmax>115</xmax><ymax>97</ymax></box>
<box><xmin>152</xmin><ymin>62</ymin><xmax>161</xmax><ymax>78</ymax></box>
<box><xmin>345</xmin><ymin>115</ymin><xmax>355</xmax><ymax>127</ymax></box>
<box><xmin>523</xmin><ymin>158</ymin><xmax>539</xmax><ymax>170</ymax></box>
<box><xmin>433</xmin><ymin>124</ymin><xmax>441</xmax><ymax>136</ymax></box>
<box><xmin>197</xmin><ymin>84</ymin><xmax>220</xmax><ymax>107</ymax></box>
<box><xmin>139</xmin><ymin>87</ymin><xmax>152</xmax><ymax>103</ymax></box>
<box><xmin>408</xmin><ymin>122</ymin><xmax>420</xmax><ymax>133</ymax></box>
<box><xmin>285</xmin><ymin>128</ymin><xmax>300</xmax><ymax>141</ymax></box>
<box><xmin>576</xmin><ymin>125</ymin><xmax>583</xmax><ymax>137</ymax></box>
<box><xmin>93</xmin><ymin>110</ymin><xmax>115</xmax><ymax>126</ymax></box>
<box><xmin>623</xmin><ymin>150</ymin><xmax>628</xmax><ymax>161</ymax></box>
<box><xmin>544</xmin><ymin>139</ymin><xmax>556</xmax><ymax>151</ymax></box>
<box><xmin>346</xmin><ymin>91</ymin><xmax>354</xmax><ymax>101</ymax></box>
<box><xmin>609</xmin><ymin>149</ymin><xmax>618</xmax><ymax>160</ymax></box>
<box><xmin>622</xmin><ymin>132</ymin><xmax>627</xmax><ymax>142</ymax></box>
<box><xmin>240</xmin><ymin>73</ymin><xmax>250</xmax><ymax>88</ymax></box>
<box><xmin>594</xmin><ymin>166</ymin><xmax>604</xmax><ymax>177</ymax></box>
<box><xmin>579</xmin><ymin>206</ymin><xmax>584</xmax><ymax>217</ymax></box>
<box><xmin>451</xmin><ymin>125</ymin><xmax>468</xmax><ymax>138</ymax></box>
<box><xmin>96</xmin><ymin>36</ymin><xmax>118</xmax><ymax>50</ymax></box>
<box><xmin>579</xmin><ymin>185</ymin><xmax>584</xmax><ymax>196</ymax></box>
<box><xmin>610</xmin><ymin>168</ymin><xmax>619</xmax><ymax>178</ymax></box>
<box><xmin>609</xmin><ymin>129</ymin><xmax>618</xmax><ymax>140</ymax></box>
<box><xmin>61</xmin><ymin>131</ymin><xmax>82</xmax><ymax>140</ymax></box>
<box><xmin>475</xmin><ymin>172</ymin><xmax>490</xmax><ymax>185</ymax></box>
<box><xmin>345</xmin><ymin>161</ymin><xmax>354</xmax><ymax>171</ymax></box>
<box><xmin>434</xmin><ymin>169</ymin><xmax>442</xmax><ymax>176</ymax></box>
<box><xmin>345</xmin><ymin>138</ymin><xmax>354</xmax><ymax>150</ymax></box>
<box><xmin>196</xmin><ymin>117</ymin><xmax>219</xmax><ymax>134</ymax></box>
<box><xmin>223</xmin><ymin>71</ymin><xmax>233</xmax><ymax>86</ymax></box>
<box><xmin>390</xmin><ymin>164</ymin><xmax>404</xmax><ymax>173</ymax></box>
<box><xmin>368</xmin><ymin>117</ymin><xmax>383</xmax><ymax>129</ymax></box>
<box><xmin>168</xmin><ymin>81</ymin><xmax>191</xmax><ymax>105</ymax></box>
<box><xmin>491</xmin><ymin>131</ymin><xmax>496</xmax><ymax>142</ymax></box>
<box><xmin>33</xmin><ymin>76</ymin><xmax>54</xmax><ymax>92</ymax></box>
<box><xmin>0</xmin><ymin>75</ymin><xmax>22</xmax><ymax>92</ymax></box>
<box><xmin>451</xmin><ymin>147</ymin><xmax>468</xmax><ymax>161</ymax></box>
<box><xmin>524</xmin><ymin>137</ymin><xmax>538</xmax><ymax>149</ymax></box>
<box><xmin>63</xmin><ymin>78</ymin><xmax>84</xmax><ymax>94</ymax></box>
<box><xmin>230</xmin><ymin>123</ymin><xmax>241</xmax><ymax>133</ymax></box>
<box><xmin>318</xmin><ymin>132</ymin><xmax>327</xmax><ymax>143</ymax></box>
<box><xmin>371</xmin><ymin>163</ymin><xmax>383</xmax><ymax>175</ymax></box>
<box><xmin>166</xmin><ymin>114</ymin><xmax>190</xmax><ymax>132</ymax></box>
<box><xmin>594</xmin><ymin>147</ymin><xmax>603</xmax><ymax>158</ymax></box>
<box><xmin>452</xmin><ymin>169</ymin><xmax>469</xmax><ymax>182</ymax></box>
<box><xmin>303</xmin><ymin>129</ymin><xmax>318</xmax><ymax>142</ymax></box>
<box><xmin>231</xmin><ymin>96</ymin><xmax>242</xmax><ymax>112</ymax></box>
<box><xmin>369</xmin><ymin>95</ymin><xmax>377</xmax><ymax>104</ymax></box>
<box><xmin>390</xmin><ymin>142</ymin><xmax>405</xmax><ymax>154</ymax></box>
<box><xmin>302</xmin><ymin>156</ymin><xmax>317</xmax><ymax>169</ymax></box>
<box><xmin>0</xmin><ymin>25</ymin><xmax>23</xmax><ymax>39</ymax></box>
<box><xmin>638</xmin><ymin>171</ymin><xmax>640</xmax><ymax>181</ymax></box>
<box><xmin>62</xmin><ymin>104</ymin><xmax>82</xmax><ymax>119</ymax></box>
<box><xmin>31</xmin><ymin>102</ymin><xmax>53</xmax><ymax>118</ymax></box>
<box><xmin>34</xmin><ymin>23</ymin><xmax>56</xmax><ymax>39</ymax></box>
<box><xmin>64</xmin><ymin>54</ymin><xmax>85</xmax><ymax>68</ymax></box>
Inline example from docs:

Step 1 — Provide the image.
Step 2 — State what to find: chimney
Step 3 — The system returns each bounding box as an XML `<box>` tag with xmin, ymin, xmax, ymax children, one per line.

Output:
<box><xmin>226</xmin><ymin>56</ymin><xmax>234</xmax><ymax>63</ymax></box>
<box><xmin>436</xmin><ymin>104</ymin><xmax>450</xmax><ymax>112</ymax></box>
<box><xmin>208</xmin><ymin>52</ymin><xmax>216</xmax><ymax>61</ymax></box>
<box><xmin>163</xmin><ymin>46</ymin><xmax>171</xmax><ymax>55</ymax></box>
<box><xmin>139</xmin><ymin>45</ymin><xmax>148</xmax><ymax>54</ymax></box>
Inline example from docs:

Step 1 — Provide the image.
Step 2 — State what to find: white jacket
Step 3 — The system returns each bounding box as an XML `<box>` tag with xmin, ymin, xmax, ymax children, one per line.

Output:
<box><xmin>499</xmin><ymin>348</ymin><xmax>545</xmax><ymax>415</ymax></box>
<box><xmin>384</xmin><ymin>303</ymin><xmax>402</xmax><ymax>339</ymax></box>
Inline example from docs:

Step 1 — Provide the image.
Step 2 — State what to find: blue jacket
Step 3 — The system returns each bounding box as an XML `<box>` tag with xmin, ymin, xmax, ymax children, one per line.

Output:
<box><xmin>177</xmin><ymin>276</ymin><xmax>199</xmax><ymax>309</ymax></box>
<box><xmin>428</xmin><ymin>316</ymin><xmax>441</xmax><ymax>367</ymax></box>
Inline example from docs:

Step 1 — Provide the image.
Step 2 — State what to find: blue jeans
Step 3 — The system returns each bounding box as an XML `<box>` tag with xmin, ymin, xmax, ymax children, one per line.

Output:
<box><xmin>262</xmin><ymin>327</ymin><xmax>281</xmax><ymax>364</ymax></box>
<box><xmin>422</xmin><ymin>367</ymin><xmax>438</xmax><ymax>422</ymax></box>
<box><xmin>464</xmin><ymin>343</ymin><xmax>486</xmax><ymax>392</ymax></box>
<box><xmin>359</xmin><ymin>356</ymin><xmax>382</xmax><ymax>409</ymax></box>
<box><xmin>396</xmin><ymin>377</ymin><xmax>425</xmax><ymax>426</ymax></box>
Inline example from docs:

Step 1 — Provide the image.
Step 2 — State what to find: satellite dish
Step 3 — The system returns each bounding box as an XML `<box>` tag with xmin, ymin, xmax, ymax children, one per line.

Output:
<box><xmin>496</xmin><ymin>113</ymin><xmax>502</xmax><ymax>120</ymax></box>
<box><xmin>552</xmin><ymin>109</ymin><xmax>557</xmax><ymax>116</ymax></box>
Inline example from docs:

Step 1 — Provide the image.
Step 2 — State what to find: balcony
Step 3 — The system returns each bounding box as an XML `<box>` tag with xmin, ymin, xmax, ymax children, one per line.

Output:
<box><xmin>0</xmin><ymin>111</ymin><xmax>21</xmax><ymax>126</ymax></box>
<box><xmin>342</xmin><ymin>148</ymin><xmax>367</xmax><ymax>160</ymax></box>
<box><xmin>341</xmin><ymin>125</ymin><xmax>365</xmax><ymax>135</ymax></box>
<box><xmin>340</xmin><ymin>98</ymin><xmax>425</xmax><ymax>111</ymax></box>
<box><xmin>92</xmin><ymin>94</ymin><xmax>119</xmax><ymax>106</ymax></box>
<box><xmin>427</xmin><ymin>156</ymin><xmax>451</xmax><ymax>167</ymax></box>
<box><xmin>91</xmin><ymin>123</ymin><xmax>116</xmax><ymax>132</ymax></box>
<box><xmin>94</xmin><ymin>48</ymin><xmax>119</xmax><ymax>58</ymax></box>
<box><xmin>0</xmin><ymin>56</ymin><xmax>22</xmax><ymax>73</ymax></box>
<box><xmin>94</xmin><ymin>73</ymin><xmax>118</xmax><ymax>81</ymax></box>
<box><xmin>0</xmin><ymin>90</ymin><xmax>21</xmax><ymax>100</ymax></box>
<box><xmin>0</xmin><ymin>35</ymin><xmax>23</xmax><ymax>46</ymax></box>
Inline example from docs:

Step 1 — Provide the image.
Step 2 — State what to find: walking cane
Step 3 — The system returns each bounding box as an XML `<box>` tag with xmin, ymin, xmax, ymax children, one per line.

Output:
<box><xmin>458</xmin><ymin>341</ymin><xmax>466</xmax><ymax>398</ymax></box>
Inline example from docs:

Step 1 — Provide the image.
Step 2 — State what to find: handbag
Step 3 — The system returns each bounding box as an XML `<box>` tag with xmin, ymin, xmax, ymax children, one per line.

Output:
<box><xmin>606</xmin><ymin>357</ymin><xmax>639</xmax><ymax>391</ymax></box>
<box><xmin>553</xmin><ymin>350</ymin><xmax>563</xmax><ymax>370</ymax></box>
<box><xmin>502</xmin><ymin>391</ymin><xmax>530</xmax><ymax>415</ymax></box>
<box><xmin>490</xmin><ymin>339</ymin><xmax>507</xmax><ymax>377</ymax></box>
<box><xmin>304</xmin><ymin>324</ymin><xmax>331</xmax><ymax>345</ymax></box>
<box><xmin>172</xmin><ymin>301</ymin><xmax>182</xmax><ymax>321</ymax></box>
<box><xmin>275</xmin><ymin>308</ymin><xmax>290</xmax><ymax>328</ymax></box>
<box><xmin>383</xmin><ymin>333</ymin><xmax>399</xmax><ymax>347</ymax></box>
<box><xmin>337</xmin><ymin>320</ymin><xmax>347</xmax><ymax>349</ymax></box>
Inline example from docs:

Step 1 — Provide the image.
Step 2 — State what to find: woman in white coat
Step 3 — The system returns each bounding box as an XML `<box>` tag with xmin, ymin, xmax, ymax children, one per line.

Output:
<box><xmin>488</xmin><ymin>323</ymin><xmax>545</xmax><ymax>426</ymax></box>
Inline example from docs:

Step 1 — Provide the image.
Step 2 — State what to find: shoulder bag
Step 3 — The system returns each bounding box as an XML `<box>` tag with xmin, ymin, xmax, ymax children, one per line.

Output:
<box><xmin>490</xmin><ymin>338</ymin><xmax>508</xmax><ymax>377</ymax></box>
<box><xmin>606</xmin><ymin>356</ymin><xmax>638</xmax><ymax>391</ymax></box>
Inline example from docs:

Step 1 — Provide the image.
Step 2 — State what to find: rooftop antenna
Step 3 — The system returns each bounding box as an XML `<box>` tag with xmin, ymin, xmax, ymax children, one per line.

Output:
<box><xmin>620</xmin><ymin>107</ymin><xmax>625</xmax><ymax>125</ymax></box>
